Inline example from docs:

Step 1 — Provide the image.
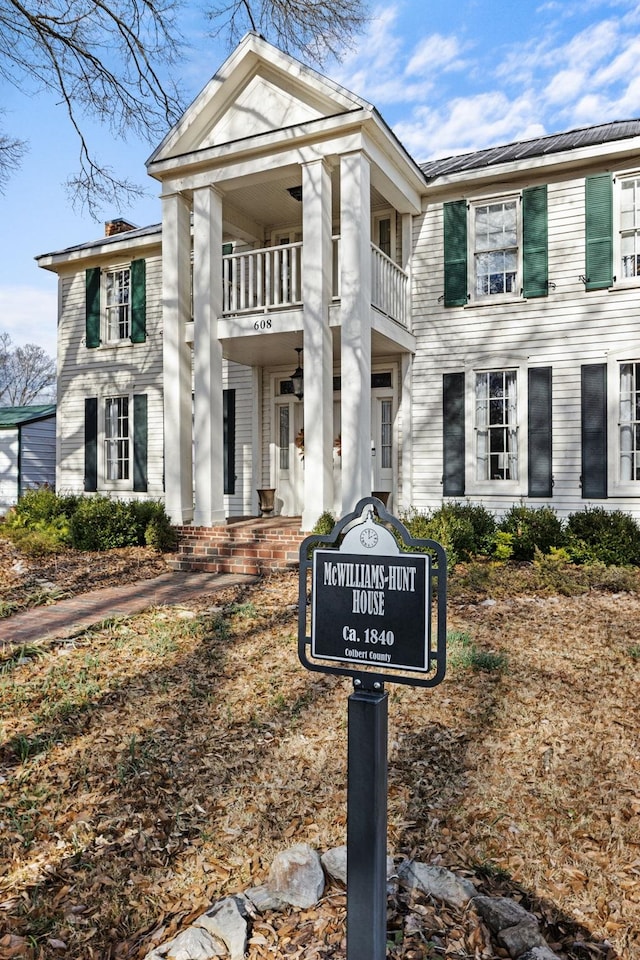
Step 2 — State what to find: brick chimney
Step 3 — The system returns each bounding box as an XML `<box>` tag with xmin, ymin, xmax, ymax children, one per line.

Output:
<box><xmin>104</xmin><ymin>218</ymin><xmax>137</xmax><ymax>237</ymax></box>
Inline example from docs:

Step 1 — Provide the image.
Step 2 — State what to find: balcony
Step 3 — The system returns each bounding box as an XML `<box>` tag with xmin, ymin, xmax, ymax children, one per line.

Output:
<box><xmin>222</xmin><ymin>238</ymin><xmax>409</xmax><ymax>329</ymax></box>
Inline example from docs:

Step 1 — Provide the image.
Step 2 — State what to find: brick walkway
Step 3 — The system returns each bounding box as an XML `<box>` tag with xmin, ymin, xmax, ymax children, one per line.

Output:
<box><xmin>0</xmin><ymin>570</ymin><xmax>255</xmax><ymax>654</ymax></box>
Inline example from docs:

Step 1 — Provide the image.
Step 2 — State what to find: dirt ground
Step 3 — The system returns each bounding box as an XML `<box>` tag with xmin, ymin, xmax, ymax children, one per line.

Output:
<box><xmin>0</xmin><ymin>537</ymin><xmax>638</xmax><ymax>959</ymax></box>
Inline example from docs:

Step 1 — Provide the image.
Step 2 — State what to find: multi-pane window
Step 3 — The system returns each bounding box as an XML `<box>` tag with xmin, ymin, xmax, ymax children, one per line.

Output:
<box><xmin>105</xmin><ymin>267</ymin><xmax>131</xmax><ymax>341</ymax></box>
<box><xmin>474</xmin><ymin>201</ymin><xmax>518</xmax><ymax>297</ymax></box>
<box><xmin>475</xmin><ymin>370</ymin><xmax>518</xmax><ymax>481</ymax></box>
<box><xmin>105</xmin><ymin>397</ymin><xmax>130</xmax><ymax>481</ymax></box>
<box><xmin>619</xmin><ymin>362</ymin><xmax>640</xmax><ymax>480</ymax></box>
<box><xmin>620</xmin><ymin>178</ymin><xmax>640</xmax><ymax>278</ymax></box>
<box><xmin>279</xmin><ymin>405</ymin><xmax>290</xmax><ymax>471</ymax></box>
<box><xmin>380</xmin><ymin>398</ymin><xmax>393</xmax><ymax>469</ymax></box>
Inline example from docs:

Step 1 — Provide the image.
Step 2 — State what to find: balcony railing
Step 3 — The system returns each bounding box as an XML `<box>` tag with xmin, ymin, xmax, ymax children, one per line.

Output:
<box><xmin>222</xmin><ymin>238</ymin><xmax>409</xmax><ymax>328</ymax></box>
<box><xmin>223</xmin><ymin>242</ymin><xmax>302</xmax><ymax>314</ymax></box>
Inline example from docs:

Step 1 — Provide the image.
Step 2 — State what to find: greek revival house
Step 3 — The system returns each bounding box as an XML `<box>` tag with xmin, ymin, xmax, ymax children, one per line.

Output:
<box><xmin>37</xmin><ymin>33</ymin><xmax>640</xmax><ymax>535</ymax></box>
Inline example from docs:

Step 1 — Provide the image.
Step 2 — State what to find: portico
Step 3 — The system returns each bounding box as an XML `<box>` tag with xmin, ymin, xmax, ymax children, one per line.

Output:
<box><xmin>147</xmin><ymin>33</ymin><xmax>423</xmax><ymax>530</ymax></box>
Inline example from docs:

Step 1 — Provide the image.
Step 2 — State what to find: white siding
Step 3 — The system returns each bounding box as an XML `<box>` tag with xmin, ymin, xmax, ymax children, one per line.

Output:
<box><xmin>409</xmin><ymin>173</ymin><xmax>640</xmax><ymax>519</ymax></box>
<box><xmin>0</xmin><ymin>429</ymin><xmax>19</xmax><ymax>514</ymax></box>
<box><xmin>224</xmin><ymin>360</ymin><xmax>254</xmax><ymax>517</ymax></box>
<box><xmin>56</xmin><ymin>252</ymin><xmax>164</xmax><ymax>500</ymax></box>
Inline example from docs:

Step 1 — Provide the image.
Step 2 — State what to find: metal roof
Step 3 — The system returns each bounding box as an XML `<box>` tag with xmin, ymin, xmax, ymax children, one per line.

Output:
<box><xmin>36</xmin><ymin>223</ymin><xmax>162</xmax><ymax>261</ymax></box>
<box><xmin>420</xmin><ymin>119</ymin><xmax>640</xmax><ymax>180</ymax></box>
<box><xmin>0</xmin><ymin>405</ymin><xmax>56</xmax><ymax>428</ymax></box>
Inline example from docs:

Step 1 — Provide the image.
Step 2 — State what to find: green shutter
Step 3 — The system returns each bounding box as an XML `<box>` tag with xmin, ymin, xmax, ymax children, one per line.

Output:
<box><xmin>443</xmin><ymin>201</ymin><xmax>468</xmax><ymax>306</ymax></box>
<box><xmin>585</xmin><ymin>174</ymin><xmax>613</xmax><ymax>290</ymax></box>
<box><xmin>443</xmin><ymin>373</ymin><xmax>465</xmax><ymax>495</ymax></box>
<box><xmin>130</xmin><ymin>259</ymin><xmax>146</xmax><ymax>344</ymax></box>
<box><xmin>84</xmin><ymin>397</ymin><xmax>98</xmax><ymax>491</ymax></box>
<box><xmin>581</xmin><ymin>364</ymin><xmax>607</xmax><ymax>498</ymax></box>
<box><xmin>528</xmin><ymin>367</ymin><xmax>552</xmax><ymax>497</ymax></box>
<box><xmin>223</xmin><ymin>388</ymin><xmax>236</xmax><ymax>496</ymax></box>
<box><xmin>85</xmin><ymin>268</ymin><xmax>101</xmax><ymax>348</ymax></box>
<box><xmin>133</xmin><ymin>394</ymin><xmax>148</xmax><ymax>492</ymax></box>
<box><xmin>522</xmin><ymin>185</ymin><xmax>548</xmax><ymax>298</ymax></box>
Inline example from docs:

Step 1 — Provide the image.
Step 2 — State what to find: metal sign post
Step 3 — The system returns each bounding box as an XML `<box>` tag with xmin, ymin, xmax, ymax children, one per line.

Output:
<box><xmin>298</xmin><ymin>498</ymin><xmax>447</xmax><ymax>960</ymax></box>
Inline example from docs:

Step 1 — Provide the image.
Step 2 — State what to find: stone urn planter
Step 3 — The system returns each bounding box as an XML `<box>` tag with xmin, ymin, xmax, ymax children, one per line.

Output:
<box><xmin>257</xmin><ymin>488</ymin><xmax>276</xmax><ymax>517</ymax></box>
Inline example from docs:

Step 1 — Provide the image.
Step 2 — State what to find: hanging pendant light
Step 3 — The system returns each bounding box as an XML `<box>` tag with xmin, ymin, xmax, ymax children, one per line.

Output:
<box><xmin>290</xmin><ymin>347</ymin><xmax>304</xmax><ymax>399</ymax></box>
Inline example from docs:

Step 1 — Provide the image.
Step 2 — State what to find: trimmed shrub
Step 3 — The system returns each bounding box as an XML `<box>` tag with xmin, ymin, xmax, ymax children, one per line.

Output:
<box><xmin>497</xmin><ymin>504</ymin><xmax>565</xmax><ymax>561</ymax></box>
<box><xmin>566</xmin><ymin>507</ymin><xmax>640</xmax><ymax>567</ymax></box>
<box><xmin>402</xmin><ymin>503</ymin><xmax>496</xmax><ymax>567</ymax></box>
<box><xmin>68</xmin><ymin>496</ymin><xmax>139</xmax><ymax>551</ymax></box>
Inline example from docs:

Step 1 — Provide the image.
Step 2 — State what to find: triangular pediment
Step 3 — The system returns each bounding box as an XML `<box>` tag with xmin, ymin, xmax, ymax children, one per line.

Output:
<box><xmin>148</xmin><ymin>33</ymin><xmax>371</xmax><ymax>167</ymax></box>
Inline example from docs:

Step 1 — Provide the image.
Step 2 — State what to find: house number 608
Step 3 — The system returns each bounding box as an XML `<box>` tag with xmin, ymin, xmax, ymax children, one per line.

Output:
<box><xmin>253</xmin><ymin>318</ymin><xmax>272</xmax><ymax>330</ymax></box>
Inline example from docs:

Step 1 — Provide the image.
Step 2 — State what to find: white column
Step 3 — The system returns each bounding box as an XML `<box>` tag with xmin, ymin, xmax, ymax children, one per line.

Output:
<box><xmin>340</xmin><ymin>151</ymin><xmax>372</xmax><ymax>515</ymax></box>
<box><xmin>193</xmin><ymin>185</ymin><xmax>226</xmax><ymax>526</ymax></box>
<box><xmin>302</xmin><ymin>158</ymin><xmax>334</xmax><ymax>530</ymax></box>
<box><xmin>251</xmin><ymin>366</ymin><xmax>262</xmax><ymax>516</ymax></box>
<box><xmin>401</xmin><ymin>212</ymin><xmax>413</xmax><ymax>331</ymax></box>
<box><xmin>162</xmin><ymin>191</ymin><xmax>194</xmax><ymax>524</ymax></box>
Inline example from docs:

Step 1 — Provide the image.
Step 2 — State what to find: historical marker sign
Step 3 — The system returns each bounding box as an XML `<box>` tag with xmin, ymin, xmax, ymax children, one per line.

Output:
<box><xmin>312</xmin><ymin>550</ymin><xmax>430</xmax><ymax>671</ymax></box>
<box><xmin>298</xmin><ymin>497</ymin><xmax>447</xmax><ymax>689</ymax></box>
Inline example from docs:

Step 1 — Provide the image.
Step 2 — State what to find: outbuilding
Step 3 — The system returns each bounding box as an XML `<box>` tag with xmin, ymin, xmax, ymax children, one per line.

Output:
<box><xmin>0</xmin><ymin>405</ymin><xmax>56</xmax><ymax>514</ymax></box>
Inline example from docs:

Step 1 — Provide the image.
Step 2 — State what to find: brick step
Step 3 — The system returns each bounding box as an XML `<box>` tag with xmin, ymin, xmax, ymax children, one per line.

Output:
<box><xmin>170</xmin><ymin>518</ymin><xmax>305</xmax><ymax>575</ymax></box>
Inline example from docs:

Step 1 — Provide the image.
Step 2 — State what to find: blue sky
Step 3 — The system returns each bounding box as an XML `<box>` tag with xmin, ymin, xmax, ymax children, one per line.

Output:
<box><xmin>1</xmin><ymin>0</ymin><xmax>640</xmax><ymax>357</ymax></box>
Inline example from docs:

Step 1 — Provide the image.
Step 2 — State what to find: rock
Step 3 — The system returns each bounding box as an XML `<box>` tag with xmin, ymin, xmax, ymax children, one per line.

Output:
<box><xmin>268</xmin><ymin>843</ymin><xmax>325</xmax><ymax>908</ymax></box>
<box><xmin>151</xmin><ymin>926</ymin><xmax>225</xmax><ymax>959</ymax></box>
<box><xmin>321</xmin><ymin>845</ymin><xmax>396</xmax><ymax>886</ymax></box>
<box><xmin>397</xmin><ymin>860</ymin><xmax>477</xmax><ymax>909</ymax></box>
<box><xmin>245</xmin><ymin>883</ymin><xmax>285</xmax><ymax>913</ymax></box>
<box><xmin>518</xmin><ymin>948</ymin><xmax>561</xmax><ymax>960</ymax></box>
<box><xmin>473</xmin><ymin>895</ymin><xmax>537</xmax><ymax>932</ymax></box>
<box><xmin>498</xmin><ymin>920</ymin><xmax>547</xmax><ymax>957</ymax></box>
<box><xmin>194</xmin><ymin>897</ymin><xmax>248</xmax><ymax>960</ymax></box>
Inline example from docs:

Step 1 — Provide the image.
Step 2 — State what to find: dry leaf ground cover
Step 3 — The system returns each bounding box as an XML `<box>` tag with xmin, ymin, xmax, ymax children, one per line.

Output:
<box><xmin>0</xmin><ymin>536</ymin><xmax>639</xmax><ymax>960</ymax></box>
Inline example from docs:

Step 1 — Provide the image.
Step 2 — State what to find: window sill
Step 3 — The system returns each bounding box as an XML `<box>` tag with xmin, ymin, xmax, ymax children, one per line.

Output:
<box><xmin>466</xmin><ymin>481</ymin><xmax>524</xmax><ymax>497</ymax></box>
<box><xmin>464</xmin><ymin>294</ymin><xmax>524</xmax><ymax>309</ymax></box>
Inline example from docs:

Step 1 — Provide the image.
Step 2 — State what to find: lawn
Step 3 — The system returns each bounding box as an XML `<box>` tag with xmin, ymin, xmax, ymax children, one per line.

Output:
<box><xmin>0</xmin><ymin>541</ymin><xmax>638</xmax><ymax>959</ymax></box>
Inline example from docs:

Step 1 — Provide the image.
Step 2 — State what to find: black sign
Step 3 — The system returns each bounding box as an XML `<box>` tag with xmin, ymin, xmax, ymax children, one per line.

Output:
<box><xmin>311</xmin><ymin>550</ymin><xmax>430</xmax><ymax>672</ymax></box>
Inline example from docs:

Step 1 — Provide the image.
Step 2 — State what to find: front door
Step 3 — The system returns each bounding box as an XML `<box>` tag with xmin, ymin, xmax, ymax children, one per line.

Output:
<box><xmin>275</xmin><ymin>397</ymin><xmax>304</xmax><ymax>516</ymax></box>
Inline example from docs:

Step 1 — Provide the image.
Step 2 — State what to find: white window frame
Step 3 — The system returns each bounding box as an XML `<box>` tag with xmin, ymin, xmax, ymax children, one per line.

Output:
<box><xmin>103</xmin><ymin>264</ymin><xmax>131</xmax><ymax>343</ymax></box>
<box><xmin>465</xmin><ymin>358</ymin><xmax>527</xmax><ymax>496</ymax></box>
<box><xmin>608</xmin><ymin>352</ymin><xmax>640</xmax><ymax>496</ymax></box>
<box><xmin>101</xmin><ymin>394</ymin><xmax>132</xmax><ymax>489</ymax></box>
<box><xmin>373</xmin><ymin>209</ymin><xmax>396</xmax><ymax>259</ymax></box>
<box><xmin>614</xmin><ymin>172</ymin><xmax>640</xmax><ymax>287</ymax></box>
<box><xmin>468</xmin><ymin>193</ymin><xmax>522</xmax><ymax>304</ymax></box>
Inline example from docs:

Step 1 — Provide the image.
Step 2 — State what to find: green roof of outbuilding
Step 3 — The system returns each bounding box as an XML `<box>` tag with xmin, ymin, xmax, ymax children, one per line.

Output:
<box><xmin>0</xmin><ymin>405</ymin><xmax>56</xmax><ymax>428</ymax></box>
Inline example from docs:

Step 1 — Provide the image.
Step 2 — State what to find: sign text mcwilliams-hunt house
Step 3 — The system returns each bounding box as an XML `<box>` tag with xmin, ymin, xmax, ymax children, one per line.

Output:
<box><xmin>311</xmin><ymin>550</ymin><xmax>430</xmax><ymax>672</ymax></box>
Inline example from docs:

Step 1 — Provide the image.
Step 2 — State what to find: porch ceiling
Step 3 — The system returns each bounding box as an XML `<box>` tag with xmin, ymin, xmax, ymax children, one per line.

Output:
<box><xmin>219</xmin><ymin>324</ymin><xmax>412</xmax><ymax>367</ymax></box>
<box><xmin>222</xmin><ymin>167</ymin><xmax>387</xmax><ymax>237</ymax></box>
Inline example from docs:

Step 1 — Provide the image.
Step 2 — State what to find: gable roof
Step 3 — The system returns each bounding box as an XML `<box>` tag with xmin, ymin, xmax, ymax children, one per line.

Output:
<box><xmin>420</xmin><ymin>119</ymin><xmax>640</xmax><ymax>180</ymax></box>
<box><xmin>147</xmin><ymin>32</ymin><xmax>374</xmax><ymax>170</ymax></box>
<box><xmin>0</xmin><ymin>405</ymin><xmax>56</xmax><ymax>428</ymax></box>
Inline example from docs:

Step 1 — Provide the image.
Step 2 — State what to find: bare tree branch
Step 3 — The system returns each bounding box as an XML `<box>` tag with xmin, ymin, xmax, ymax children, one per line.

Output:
<box><xmin>0</xmin><ymin>0</ymin><xmax>185</xmax><ymax>214</ymax></box>
<box><xmin>206</xmin><ymin>0</ymin><xmax>370</xmax><ymax>65</ymax></box>
<box><xmin>0</xmin><ymin>333</ymin><xmax>56</xmax><ymax>405</ymax></box>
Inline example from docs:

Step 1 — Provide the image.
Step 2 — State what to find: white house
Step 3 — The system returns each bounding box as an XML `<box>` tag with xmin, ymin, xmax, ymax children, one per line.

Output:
<box><xmin>0</xmin><ymin>405</ymin><xmax>56</xmax><ymax>514</ymax></box>
<box><xmin>37</xmin><ymin>33</ymin><xmax>640</xmax><ymax>541</ymax></box>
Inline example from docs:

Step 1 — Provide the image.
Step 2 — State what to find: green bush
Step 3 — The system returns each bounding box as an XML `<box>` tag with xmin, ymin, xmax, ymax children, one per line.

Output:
<box><xmin>311</xmin><ymin>511</ymin><xmax>336</xmax><ymax>536</ymax></box>
<box><xmin>3</xmin><ymin>487</ymin><xmax>78</xmax><ymax>552</ymax></box>
<box><xmin>69</xmin><ymin>496</ymin><xmax>139</xmax><ymax>551</ymax></box>
<box><xmin>497</xmin><ymin>504</ymin><xmax>565</xmax><ymax>561</ymax></box>
<box><xmin>402</xmin><ymin>502</ymin><xmax>496</xmax><ymax>567</ymax></box>
<box><xmin>566</xmin><ymin>507</ymin><xmax>640</xmax><ymax>567</ymax></box>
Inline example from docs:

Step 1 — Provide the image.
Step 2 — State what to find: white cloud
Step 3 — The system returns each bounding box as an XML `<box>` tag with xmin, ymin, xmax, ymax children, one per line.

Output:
<box><xmin>394</xmin><ymin>92</ymin><xmax>546</xmax><ymax>162</ymax></box>
<box><xmin>405</xmin><ymin>34</ymin><xmax>467</xmax><ymax>75</ymax></box>
<box><xmin>0</xmin><ymin>287</ymin><xmax>58</xmax><ymax>358</ymax></box>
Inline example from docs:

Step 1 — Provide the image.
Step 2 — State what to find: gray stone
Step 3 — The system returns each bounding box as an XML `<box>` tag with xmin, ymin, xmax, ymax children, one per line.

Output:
<box><xmin>321</xmin><ymin>845</ymin><xmax>396</xmax><ymax>886</ymax></box>
<box><xmin>245</xmin><ymin>883</ymin><xmax>285</xmax><ymax>913</ymax></box>
<box><xmin>397</xmin><ymin>860</ymin><xmax>477</xmax><ymax>909</ymax></box>
<box><xmin>473</xmin><ymin>895</ymin><xmax>537</xmax><ymax>932</ymax></box>
<box><xmin>518</xmin><ymin>948</ymin><xmax>561</xmax><ymax>960</ymax></box>
<box><xmin>195</xmin><ymin>897</ymin><xmax>248</xmax><ymax>960</ymax></box>
<box><xmin>498</xmin><ymin>921</ymin><xmax>547</xmax><ymax>957</ymax></box>
<box><xmin>268</xmin><ymin>843</ymin><xmax>325</xmax><ymax>908</ymax></box>
<box><xmin>153</xmin><ymin>926</ymin><xmax>225</xmax><ymax>959</ymax></box>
